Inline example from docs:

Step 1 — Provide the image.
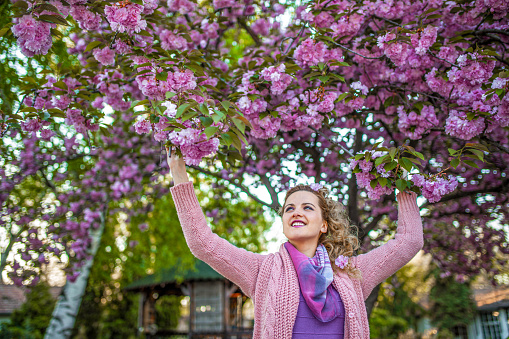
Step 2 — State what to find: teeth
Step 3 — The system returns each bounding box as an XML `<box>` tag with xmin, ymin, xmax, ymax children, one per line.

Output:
<box><xmin>292</xmin><ymin>222</ymin><xmax>305</xmax><ymax>226</ymax></box>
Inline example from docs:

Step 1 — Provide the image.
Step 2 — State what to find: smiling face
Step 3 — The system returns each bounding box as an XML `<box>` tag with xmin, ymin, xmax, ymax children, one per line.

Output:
<box><xmin>282</xmin><ymin>191</ymin><xmax>327</xmax><ymax>249</ymax></box>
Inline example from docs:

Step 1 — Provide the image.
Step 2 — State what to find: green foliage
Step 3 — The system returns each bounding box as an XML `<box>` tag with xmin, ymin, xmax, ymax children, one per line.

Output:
<box><xmin>155</xmin><ymin>295</ymin><xmax>182</xmax><ymax>330</ymax></box>
<box><xmin>372</xmin><ymin>264</ymin><xmax>425</xmax><ymax>335</ymax></box>
<box><xmin>436</xmin><ymin>329</ymin><xmax>454</xmax><ymax>339</ymax></box>
<box><xmin>429</xmin><ymin>276</ymin><xmax>476</xmax><ymax>330</ymax></box>
<box><xmin>0</xmin><ymin>282</ymin><xmax>56</xmax><ymax>339</ymax></box>
<box><xmin>369</xmin><ymin>308</ymin><xmax>408</xmax><ymax>339</ymax></box>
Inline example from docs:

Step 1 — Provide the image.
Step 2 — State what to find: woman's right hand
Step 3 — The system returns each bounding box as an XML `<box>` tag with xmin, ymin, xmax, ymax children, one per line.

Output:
<box><xmin>166</xmin><ymin>146</ymin><xmax>190</xmax><ymax>185</ymax></box>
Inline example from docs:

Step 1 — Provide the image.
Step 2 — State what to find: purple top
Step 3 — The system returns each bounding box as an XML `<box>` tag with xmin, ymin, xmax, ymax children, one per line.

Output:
<box><xmin>292</xmin><ymin>285</ymin><xmax>345</xmax><ymax>338</ymax></box>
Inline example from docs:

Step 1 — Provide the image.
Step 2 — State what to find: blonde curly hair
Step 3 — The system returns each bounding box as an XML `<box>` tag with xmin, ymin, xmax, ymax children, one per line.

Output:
<box><xmin>280</xmin><ymin>185</ymin><xmax>361</xmax><ymax>279</ymax></box>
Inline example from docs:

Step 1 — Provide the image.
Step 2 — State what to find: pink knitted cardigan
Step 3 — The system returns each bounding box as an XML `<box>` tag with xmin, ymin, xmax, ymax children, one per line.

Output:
<box><xmin>171</xmin><ymin>182</ymin><xmax>423</xmax><ymax>338</ymax></box>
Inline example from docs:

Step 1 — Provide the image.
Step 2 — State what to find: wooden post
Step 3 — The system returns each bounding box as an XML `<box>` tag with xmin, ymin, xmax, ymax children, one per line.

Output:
<box><xmin>224</xmin><ymin>282</ymin><xmax>228</xmax><ymax>339</ymax></box>
<box><xmin>137</xmin><ymin>292</ymin><xmax>145</xmax><ymax>337</ymax></box>
<box><xmin>189</xmin><ymin>282</ymin><xmax>195</xmax><ymax>339</ymax></box>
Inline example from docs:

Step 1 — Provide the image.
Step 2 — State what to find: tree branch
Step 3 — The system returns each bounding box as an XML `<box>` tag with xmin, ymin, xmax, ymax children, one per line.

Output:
<box><xmin>237</xmin><ymin>18</ymin><xmax>261</xmax><ymax>47</ymax></box>
<box><xmin>481</xmin><ymin>136</ymin><xmax>509</xmax><ymax>154</ymax></box>
<box><xmin>39</xmin><ymin>168</ymin><xmax>57</xmax><ymax>192</ymax></box>
<box><xmin>328</xmin><ymin>40</ymin><xmax>384</xmax><ymax>60</ymax></box>
<box><xmin>309</xmin><ymin>126</ymin><xmax>354</xmax><ymax>157</ymax></box>
<box><xmin>475</xmin><ymin>29</ymin><xmax>509</xmax><ymax>37</ymax></box>
<box><xmin>259</xmin><ymin>174</ymin><xmax>281</xmax><ymax>211</ymax></box>
<box><xmin>372</xmin><ymin>15</ymin><xmax>404</xmax><ymax>28</ymax></box>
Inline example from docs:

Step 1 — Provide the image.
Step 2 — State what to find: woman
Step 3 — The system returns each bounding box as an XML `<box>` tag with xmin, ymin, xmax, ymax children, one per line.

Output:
<box><xmin>167</xmin><ymin>148</ymin><xmax>423</xmax><ymax>338</ymax></box>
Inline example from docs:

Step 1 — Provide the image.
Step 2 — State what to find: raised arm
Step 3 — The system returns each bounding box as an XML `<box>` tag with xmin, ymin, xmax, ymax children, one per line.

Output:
<box><xmin>167</xmin><ymin>148</ymin><xmax>266</xmax><ymax>298</ymax></box>
<box><xmin>352</xmin><ymin>191</ymin><xmax>423</xmax><ymax>299</ymax></box>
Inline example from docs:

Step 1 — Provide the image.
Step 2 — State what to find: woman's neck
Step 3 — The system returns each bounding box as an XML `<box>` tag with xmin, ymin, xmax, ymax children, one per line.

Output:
<box><xmin>289</xmin><ymin>240</ymin><xmax>318</xmax><ymax>258</ymax></box>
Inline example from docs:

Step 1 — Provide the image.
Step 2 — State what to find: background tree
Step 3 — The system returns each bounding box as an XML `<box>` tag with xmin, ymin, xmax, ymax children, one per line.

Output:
<box><xmin>0</xmin><ymin>282</ymin><xmax>56</xmax><ymax>339</ymax></box>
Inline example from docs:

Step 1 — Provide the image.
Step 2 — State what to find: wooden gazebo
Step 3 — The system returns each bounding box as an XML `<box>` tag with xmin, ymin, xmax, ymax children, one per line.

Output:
<box><xmin>126</xmin><ymin>260</ymin><xmax>254</xmax><ymax>338</ymax></box>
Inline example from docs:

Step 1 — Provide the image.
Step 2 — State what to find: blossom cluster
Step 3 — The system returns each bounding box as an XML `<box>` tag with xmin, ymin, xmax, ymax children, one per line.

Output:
<box><xmin>168</xmin><ymin>128</ymin><xmax>220</xmax><ymax>166</ymax></box>
<box><xmin>12</xmin><ymin>15</ymin><xmax>53</xmax><ymax>57</ymax></box>
<box><xmin>411</xmin><ymin>174</ymin><xmax>458</xmax><ymax>203</ymax></box>
<box><xmin>104</xmin><ymin>2</ymin><xmax>147</xmax><ymax>34</ymax></box>
<box><xmin>397</xmin><ymin>105</ymin><xmax>439</xmax><ymax>140</ymax></box>
<box><xmin>350</xmin><ymin>153</ymin><xmax>394</xmax><ymax>200</ymax></box>
<box><xmin>260</xmin><ymin>64</ymin><xmax>292</xmax><ymax>95</ymax></box>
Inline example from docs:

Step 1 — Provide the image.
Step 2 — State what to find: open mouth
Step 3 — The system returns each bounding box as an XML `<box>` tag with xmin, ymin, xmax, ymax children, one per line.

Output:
<box><xmin>291</xmin><ymin>221</ymin><xmax>306</xmax><ymax>228</ymax></box>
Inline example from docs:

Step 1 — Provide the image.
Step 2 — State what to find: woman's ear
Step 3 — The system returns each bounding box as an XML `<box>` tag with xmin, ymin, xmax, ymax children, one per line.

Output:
<box><xmin>321</xmin><ymin>222</ymin><xmax>328</xmax><ymax>234</ymax></box>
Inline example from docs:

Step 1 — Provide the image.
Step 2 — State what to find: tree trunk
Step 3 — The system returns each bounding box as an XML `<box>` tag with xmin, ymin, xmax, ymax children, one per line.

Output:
<box><xmin>44</xmin><ymin>213</ymin><xmax>105</xmax><ymax>339</ymax></box>
<box><xmin>364</xmin><ymin>283</ymin><xmax>381</xmax><ymax>319</ymax></box>
<box><xmin>0</xmin><ymin>231</ymin><xmax>17</xmax><ymax>284</ymax></box>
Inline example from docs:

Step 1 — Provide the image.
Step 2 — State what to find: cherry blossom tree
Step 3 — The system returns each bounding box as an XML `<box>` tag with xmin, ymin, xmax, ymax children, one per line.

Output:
<box><xmin>1</xmin><ymin>0</ymin><xmax>509</xmax><ymax>336</ymax></box>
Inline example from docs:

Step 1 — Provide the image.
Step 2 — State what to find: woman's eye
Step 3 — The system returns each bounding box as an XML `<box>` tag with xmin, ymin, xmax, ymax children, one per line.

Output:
<box><xmin>285</xmin><ymin>207</ymin><xmax>293</xmax><ymax>212</ymax></box>
<box><xmin>304</xmin><ymin>206</ymin><xmax>313</xmax><ymax>210</ymax></box>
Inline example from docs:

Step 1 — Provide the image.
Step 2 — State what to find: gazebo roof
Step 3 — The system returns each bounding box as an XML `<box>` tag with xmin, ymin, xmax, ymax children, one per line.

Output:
<box><xmin>125</xmin><ymin>260</ymin><xmax>225</xmax><ymax>291</ymax></box>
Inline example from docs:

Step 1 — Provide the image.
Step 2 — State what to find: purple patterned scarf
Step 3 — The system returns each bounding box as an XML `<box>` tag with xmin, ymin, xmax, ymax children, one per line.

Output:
<box><xmin>284</xmin><ymin>242</ymin><xmax>342</xmax><ymax>322</ymax></box>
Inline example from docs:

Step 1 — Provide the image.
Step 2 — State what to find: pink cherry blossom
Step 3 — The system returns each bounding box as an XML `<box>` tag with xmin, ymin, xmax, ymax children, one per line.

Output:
<box><xmin>93</xmin><ymin>47</ymin><xmax>116</xmax><ymax>66</ymax></box>
<box><xmin>12</xmin><ymin>15</ymin><xmax>52</xmax><ymax>57</ymax></box>
<box><xmin>104</xmin><ymin>2</ymin><xmax>147</xmax><ymax>34</ymax></box>
<box><xmin>445</xmin><ymin>110</ymin><xmax>485</xmax><ymax>140</ymax></box>
<box><xmin>134</xmin><ymin>119</ymin><xmax>151</xmax><ymax>134</ymax></box>
<box><xmin>293</xmin><ymin>38</ymin><xmax>327</xmax><ymax>68</ymax></box>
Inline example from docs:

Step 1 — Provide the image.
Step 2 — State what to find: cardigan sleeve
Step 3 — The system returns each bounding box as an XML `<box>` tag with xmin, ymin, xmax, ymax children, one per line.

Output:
<box><xmin>170</xmin><ymin>181</ymin><xmax>267</xmax><ymax>298</ymax></box>
<box><xmin>352</xmin><ymin>192</ymin><xmax>423</xmax><ymax>300</ymax></box>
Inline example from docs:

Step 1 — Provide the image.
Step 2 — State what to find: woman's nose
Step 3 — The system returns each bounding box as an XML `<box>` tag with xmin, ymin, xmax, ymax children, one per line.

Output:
<box><xmin>292</xmin><ymin>208</ymin><xmax>303</xmax><ymax>217</ymax></box>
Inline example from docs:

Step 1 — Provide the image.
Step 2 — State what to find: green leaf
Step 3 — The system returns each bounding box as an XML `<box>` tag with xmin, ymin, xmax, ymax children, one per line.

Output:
<box><xmin>220</xmin><ymin>101</ymin><xmax>231</xmax><ymax>112</ymax></box>
<box><xmin>413</xmin><ymin>102</ymin><xmax>424</xmax><ymax>113</ymax></box>
<box><xmin>232</xmin><ymin>118</ymin><xmax>246</xmax><ymax>134</ymax></box>
<box><xmin>396</xmin><ymin>179</ymin><xmax>406</xmax><ymax>192</ymax></box>
<box><xmin>378</xmin><ymin>177</ymin><xmax>388</xmax><ymax>187</ymax></box>
<box><xmin>0</xmin><ymin>27</ymin><xmax>11</xmax><ymax>38</ymax></box>
<box><xmin>413</xmin><ymin>151</ymin><xmax>425</xmax><ymax>160</ymax></box>
<box><xmin>374</xmin><ymin>154</ymin><xmax>389</xmax><ymax>166</ymax></box>
<box><xmin>384</xmin><ymin>161</ymin><xmax>398</xmax><ymax>171</ymax></box>
<box><xmin>181</xmin><ymin>111</ymin><xmax>198</xmax><ymax>122</ymax></box>
<box><xmin>53</xmin><ymin>81</ymin><xmax>68</xmax><ymax>90</ymax></box>
<box><xmin>199</xmin><ymin>116</ymin><xmax>213</xmax><ymax>127</ymax></box>
<box><xmin>400</xmin><ymin>158</ymin><xmax>413</xmax><ymax>172</ymax></box>
<box><xmin>319</xmin><ymin>75</ymin><xmax>330</xmax><ymax>83</ymax></box>
<box><xmin>38</xmin><ymin>14</ymin><xmax>69</xmax><ymax>26</ymax></box>
<box><xmin>451</xmin><ymin>158</ymin><xmax>460</xmax><ymax>169</ymax></box>
<box><xmin>165</xmin><ymin>92</ymin><xmax>176</xmax><ymax>99</ymax></box>
<box><xmin>448</xmin><ymin>148</ymin><xmax>457</xmax><ymax>155</ymax></box>
<box><xmin>34</xmin><ymin>3</ymin><xmax>60</xmax><ymax>13</ymax></box>
<box><xmin>176</xmin><ymin>103</ymin><xmax>191</xmax><ymax>118</ymax></box>
<box><xmin>198</xmin><ymin>104</ymin><xmax>209</xmax><ymax>115</ymax></box>
<box><xmin>220</xmin><ymin>133</ymin><xmax>233</xmax><ymax>147</ymax></box>
<box><xmin>465</xmin><ymin>143</ymin><xmax>489</xmax><ymax>152</ymax></box>
<box><xmin>20</xmin><ymin>107</ymin><xmax>38</xmax><ymax>113</ymax></box>
<box><xmin>426</xmin><ymin>14</ymin><xmax>442</xmax><ymax>20</ymax></box>
<box><xmin>84</xmin><ymin>41</ymin><xmax>103</xmax><ymax>53</ymax></box>
<box><xmin>186</xmin><ymin>64</ymin><xmax>205</xmax><ymax>76</ymax></box>
<box><xmin>370</xmin><ymin>179</ymin><xmax>378</xmax><ymax>189</ymax></box>
<box><xmin>463</xmin><ymin>160</ymin><xmax>478</xmax><ymax>168</ymax></box>
<box><xmin>47</xmin><ymin>108</ymin><xmax>64</xmax><ymax>114</ymax></box>
<box><xmin>228</xmin><ymin>132</ymin><xmax>242</xmax><ymax>152</ymax></box>
<box><xmin>204</xmin><ymin>126</ymin><xmax>218</xmax><ymax>138</ymax></box>
<box><xmin>384</xmin><ymin>96</ymin><xmax>393</xmax><ymax>108</ymax></box>
<box><xmin>132</xmin><ymin>99</ymin><xmax>150</xmax><ymax>108</ymax></box>
<box><xmin>156</xmin><ymin>72</ymin><xmax>168</xmax><ymax>81</ymax></box>
<box><xmin>389</xmin><ymin>147</ymin><xmax>397</xmax><ymax>160</ymax></box>
<box><xmin>336</xmin><ymin>92</ymin><xmax>349</xmax><ymax>102</ymax></box>
<box><xmin>468</xmin><ymin>149</ymin><xmax>484</xmax><ymax>161</ymax></box>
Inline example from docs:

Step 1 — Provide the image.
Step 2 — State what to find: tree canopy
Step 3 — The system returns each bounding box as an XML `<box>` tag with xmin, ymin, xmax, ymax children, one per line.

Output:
<box><xmin>1</xmin><ymin>0</ymin><xmax>508</xmax><ymax>303</ymax></box>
